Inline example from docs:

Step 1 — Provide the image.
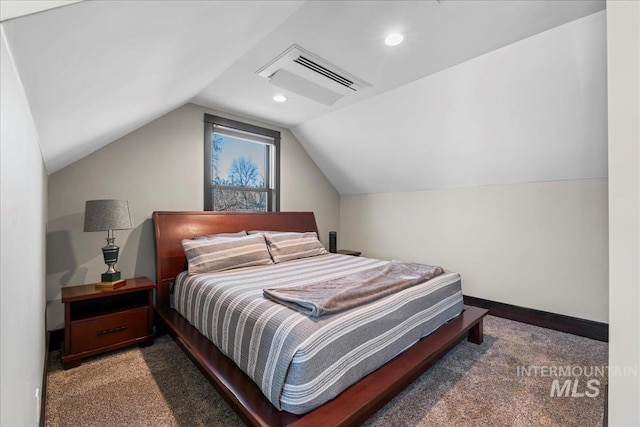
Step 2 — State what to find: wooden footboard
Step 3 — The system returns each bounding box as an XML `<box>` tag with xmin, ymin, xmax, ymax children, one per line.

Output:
<box><xmin>155</xmin><ymin>305</ymin><xmax>487</xmax><ymax>427</ymax></box>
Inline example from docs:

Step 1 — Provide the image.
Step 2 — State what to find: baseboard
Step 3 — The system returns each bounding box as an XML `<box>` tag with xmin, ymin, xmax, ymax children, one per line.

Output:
<box><xmin>463</xmin><ymin>296</ymin><xmax>608</xmax><ymax>342</ymax></box>
<box><xmin>41</xmin><ymin>328</ymin><xmax>64</xmax><ymax>426</ymax></box>
<box><xmin>40</xmin><ymin>331</ymin><xmax>50</xmax><ymax>427</ymax></box>
<box><xmin>603</xmin><ymin>384</ymin><xmax>608</xmax><ymax>427</ymax></box>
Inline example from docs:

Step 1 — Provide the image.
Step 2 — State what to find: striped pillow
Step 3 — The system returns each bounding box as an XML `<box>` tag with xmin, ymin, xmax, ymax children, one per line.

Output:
<box><xmin>182</xmin><ymin>234</ymin><xmax>273</xmax><ymax>274</ymax></box>
<box><xmin>248</xmin><ymin>230</ymin><xmax>290</xmax><ymax>235</ymax></box>
<box><xmin>192</xmin><ymin>230</ymin><xmax>247</xmax><ymax>240</ymax></box>
<box><xmin>264</xmin><ymin>232</ymin><xmax>328</xmax><ymax>263</ymax></box>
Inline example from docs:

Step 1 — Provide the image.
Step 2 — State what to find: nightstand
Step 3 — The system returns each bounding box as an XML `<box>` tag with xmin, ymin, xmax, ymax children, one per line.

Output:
<box><xmin>337</xmin><ymin>249</ymin><xmax>361</xmax><ymax>257</ymax></box>
<box><xmin>61</xmin><ymin>277</ymin><xmax>155</xmax><ymax>369</ymax></box>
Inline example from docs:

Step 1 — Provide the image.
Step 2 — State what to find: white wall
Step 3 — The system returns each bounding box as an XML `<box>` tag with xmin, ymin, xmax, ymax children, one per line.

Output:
<box><xmin>0</xmin><ymin>25</ymin><xmax>48</xmax><ymax>426</ymax></box>
<box><xmin>335</xmin><ymin>12</ymin><xmax>609</xmax><ymax>323</ymax></box>
<box><xmin>46</xmin><ymin>103</ymin><xmax>339</xmax><ymax>329</ymax></box>
<box><xmin>341</xmin><ymin>178</ymin><xmax>608</xmax><ymax>322</ymax></box>
<box><xmin>606</xmin><ymin>1</ymin><xmax>640</xmax><ymax>424</ymax></box>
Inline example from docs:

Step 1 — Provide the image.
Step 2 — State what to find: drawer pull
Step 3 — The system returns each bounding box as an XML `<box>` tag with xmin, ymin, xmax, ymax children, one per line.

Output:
<box><xmin>96</xmin><ymin>325</ymin><xmax>128</xmax><ymax>336</ymax></box>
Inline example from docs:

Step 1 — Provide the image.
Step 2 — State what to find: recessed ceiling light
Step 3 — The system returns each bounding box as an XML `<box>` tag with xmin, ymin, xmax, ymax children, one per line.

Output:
<box><xmin>384</xmin><ymin>33</ymin><xmax>404</xmax><ymax>47</ymax></box>
<box><xmin>273</xmin><ymin>94</ymin><xmax>287</xmax><ymax>102</ymax></box>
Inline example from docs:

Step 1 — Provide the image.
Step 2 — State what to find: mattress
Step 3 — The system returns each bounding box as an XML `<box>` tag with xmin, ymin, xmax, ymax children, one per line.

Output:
<box><xmin>174</xmin><ymin>253</ymin><xmax>463</xmax><ymax>414</ymax></box>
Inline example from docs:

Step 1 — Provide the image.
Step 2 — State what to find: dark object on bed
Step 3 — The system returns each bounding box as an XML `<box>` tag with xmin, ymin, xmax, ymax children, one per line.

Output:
<box><xmin>153</xmin><ymin>211</ymin><xmax>487</xmax><ymax>427</ymax></box>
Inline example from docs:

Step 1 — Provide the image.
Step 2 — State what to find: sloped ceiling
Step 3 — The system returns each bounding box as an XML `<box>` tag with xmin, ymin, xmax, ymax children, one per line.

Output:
<box><xmin>195</xmin><ymin>0</ymin><xmax>605</xmax><ymax>127</ymax></box>
<box><xmin>293</xmin><ymin>11</ymin><xmax>608</xmax><ymax>194</ymax></box>
<box><xmin>2</xmin><ymin>1</ymin><xmax>303</xmax><ymax>173</ymax></box>
<box><xmin>0</xmin><ymin>0</ymin><xmax>81</xmax><ymax>21</ymax></box>
<box><xmin>2</xmin><ymin>0</ymin><xmax>606</xmax><ymax>192</ymax></box>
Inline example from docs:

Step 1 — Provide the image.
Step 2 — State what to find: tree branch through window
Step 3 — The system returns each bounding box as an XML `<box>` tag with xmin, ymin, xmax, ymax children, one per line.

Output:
<box><xmin>204</xmin><ymin>115</ymin><xmax>280</xmax><ymax>212</ymax></box>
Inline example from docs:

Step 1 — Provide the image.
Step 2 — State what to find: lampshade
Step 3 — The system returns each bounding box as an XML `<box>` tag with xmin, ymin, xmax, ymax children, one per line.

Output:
<box><xmin>84</xmin><ymin>200</ymin><xmax>132</xmax><ymax>232</ymax></box>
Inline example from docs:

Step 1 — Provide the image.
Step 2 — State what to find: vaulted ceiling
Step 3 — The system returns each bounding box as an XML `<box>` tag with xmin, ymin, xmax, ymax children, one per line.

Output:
<box><xmin>2</xmin><ymin>0</ymin><xmax>606</xmax><ymax>194</ymax></box>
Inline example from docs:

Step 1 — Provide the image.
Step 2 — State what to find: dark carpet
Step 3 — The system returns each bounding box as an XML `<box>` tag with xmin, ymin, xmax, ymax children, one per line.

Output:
<box><xmin>45</xmin><ymin>316</ymin><xmax>607</xmax><ymax>426</ymax></box>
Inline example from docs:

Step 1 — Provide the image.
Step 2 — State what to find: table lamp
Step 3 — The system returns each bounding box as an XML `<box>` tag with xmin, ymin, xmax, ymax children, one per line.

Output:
<box><xmin>84</xmin><ymin>200</ymin><xmax>133</xmax><ymax>282</ymax></box>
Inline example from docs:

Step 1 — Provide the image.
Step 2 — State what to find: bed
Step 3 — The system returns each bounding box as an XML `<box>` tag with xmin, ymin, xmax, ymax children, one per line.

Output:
<box><xmin>153</xmin><ymin>211</ymin><xmax>487</xmax><ymax>426</ymax></box>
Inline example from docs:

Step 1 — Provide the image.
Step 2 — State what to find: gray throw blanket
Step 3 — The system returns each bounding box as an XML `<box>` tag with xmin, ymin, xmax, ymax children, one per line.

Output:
<box><xmin>263</xmin><ymin>261</ymin><xmax>444</xmax><ymax>317</ymax></box>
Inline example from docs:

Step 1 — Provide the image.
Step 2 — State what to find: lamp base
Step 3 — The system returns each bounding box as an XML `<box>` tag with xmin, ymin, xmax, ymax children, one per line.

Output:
<box><xmin>101</xmin><ymin>271</ymin><xmax>121</xmax><ymax>282</ymax></box>
<box><xmin>95</xmin><ymin>279</ymin><xmax>126</xmax><ymax>289</ymax></box>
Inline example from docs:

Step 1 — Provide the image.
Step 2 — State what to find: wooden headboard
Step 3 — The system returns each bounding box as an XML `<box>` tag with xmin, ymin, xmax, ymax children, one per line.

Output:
<box><xmin>152</xmin><ymin>211</ymin><xmax>320</xmax><ymax>309</ymax></box>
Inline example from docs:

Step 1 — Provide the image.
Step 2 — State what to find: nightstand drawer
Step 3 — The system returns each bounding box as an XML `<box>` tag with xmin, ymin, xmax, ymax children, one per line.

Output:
<box><xmin>70</xmin><ymin>306</ymin><xmax>149</xmax><ymax>354</ymax></box>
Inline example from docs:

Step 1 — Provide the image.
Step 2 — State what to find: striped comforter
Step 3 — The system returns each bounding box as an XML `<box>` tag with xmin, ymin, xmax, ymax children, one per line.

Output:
<box><xmin>174</xmin><ymin>253</ymin><xmax>463</xmax><ymax>414</ymax></box>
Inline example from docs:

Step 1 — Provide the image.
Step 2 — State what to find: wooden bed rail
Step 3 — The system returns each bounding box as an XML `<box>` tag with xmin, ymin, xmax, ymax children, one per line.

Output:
<box><xmin>155</xmin><ymin>305</ymin><xmax>487</xmax><ymax>427</ymax></box>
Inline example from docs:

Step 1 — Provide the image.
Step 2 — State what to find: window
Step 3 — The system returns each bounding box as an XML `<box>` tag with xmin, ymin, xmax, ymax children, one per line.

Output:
<box><xmin>204</xmin><ymin>114</ymin><xmax>280</xmax><ymax>211</ymax></box>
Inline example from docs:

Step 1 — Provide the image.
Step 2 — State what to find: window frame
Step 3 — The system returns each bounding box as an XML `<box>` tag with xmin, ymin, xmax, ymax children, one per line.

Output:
<box><xmin>203</xmin><ymin>114</ymin><xmax>280</xmax><ymax>212</ymax></box>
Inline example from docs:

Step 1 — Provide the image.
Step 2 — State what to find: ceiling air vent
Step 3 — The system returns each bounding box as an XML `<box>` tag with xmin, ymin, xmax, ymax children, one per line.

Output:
<box><xmin>293</xmin><ymin>56</ymin><xmax>355</xmax><ymax>89</ymax></box>
<box><xmin>256</xmin><ymin>44</ymin><xmax>372</xmax><ymax>106</ymax></box>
